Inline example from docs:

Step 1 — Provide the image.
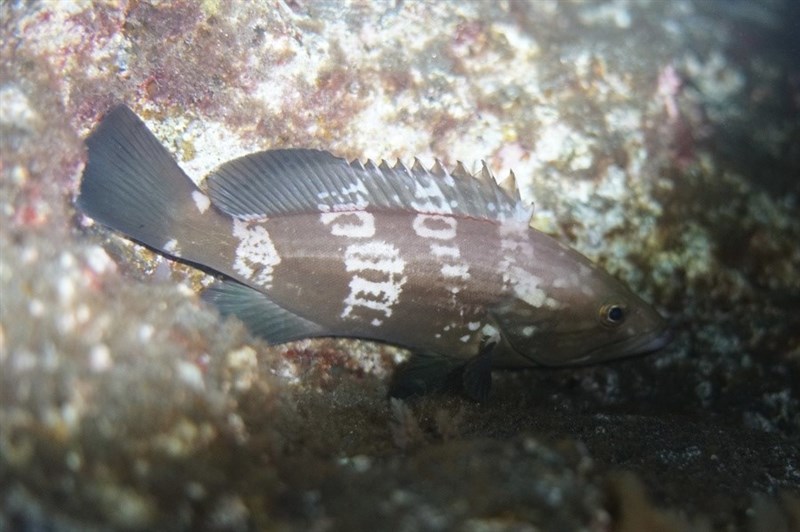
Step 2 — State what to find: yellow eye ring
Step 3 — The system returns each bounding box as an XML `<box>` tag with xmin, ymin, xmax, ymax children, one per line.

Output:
<box><xmin>600</xmin><ymin>304</ymin><xmax>626</xmax><ymax>327</ymax></box>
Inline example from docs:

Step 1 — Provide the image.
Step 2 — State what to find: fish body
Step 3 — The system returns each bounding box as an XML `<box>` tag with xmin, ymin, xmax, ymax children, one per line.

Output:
<box><xmin>77</xmin><ymin>105</ymin><xmax>670</xmax><ymax>400</ymax></box>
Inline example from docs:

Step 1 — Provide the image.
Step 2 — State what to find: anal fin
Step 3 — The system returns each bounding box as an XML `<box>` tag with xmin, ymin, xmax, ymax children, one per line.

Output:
<box><xmin>202</xmin><ymin>280</ymin><xmax>326</xmax><ymax>344</ymax></box>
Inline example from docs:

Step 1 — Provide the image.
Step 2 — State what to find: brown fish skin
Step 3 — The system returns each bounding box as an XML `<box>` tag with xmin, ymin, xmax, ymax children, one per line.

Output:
<box><xmin>77</xmin><ymin>105</ymin><xmax>670</xmax><ymax>401</ymax></box>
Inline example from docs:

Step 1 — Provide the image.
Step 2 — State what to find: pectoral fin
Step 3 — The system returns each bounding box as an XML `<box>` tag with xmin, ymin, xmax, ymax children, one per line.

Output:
<box><xmin>388</xmin><ymin>351</ymin><xmax>463</xmax><ymax>399</ymax></box>
<box><xmin>460</xmin><ymin>333</ymin><xmax>499</xmax><ymax>402</ymax></box>
<box><xmin>389</xmin><ymin>334</ymin><xmax>500</xmax><ymax>401</ymax></box>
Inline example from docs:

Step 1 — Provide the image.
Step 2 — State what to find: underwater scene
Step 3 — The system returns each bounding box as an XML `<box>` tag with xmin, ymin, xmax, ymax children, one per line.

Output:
<box><xmin>1</xmin><ymin>1</ymin><xmax>798</xmax><ymax>530</ymax></box>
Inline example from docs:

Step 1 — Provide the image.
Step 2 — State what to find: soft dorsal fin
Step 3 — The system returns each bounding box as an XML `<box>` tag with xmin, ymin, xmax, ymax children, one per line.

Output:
<box><xmin>206</xmin><ymin>148</ymin><xmax>532</xmax><ymax>223</ymax></box>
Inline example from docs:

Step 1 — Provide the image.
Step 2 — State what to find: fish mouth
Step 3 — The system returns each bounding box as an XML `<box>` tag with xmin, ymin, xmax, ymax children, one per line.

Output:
<box><xmin>500</xmin><ymin>321</ymin><xmax>673</xmax><ymax>367</ymax></box>
<box><xmin>635</xmin><ymin>327</ymin><xmax>673</xmax><ymax>353</ymax></box>
<box><xmin>574</xmin><ymin>325</ymin><xmax>673</xmax><ymax>364</ymax></box>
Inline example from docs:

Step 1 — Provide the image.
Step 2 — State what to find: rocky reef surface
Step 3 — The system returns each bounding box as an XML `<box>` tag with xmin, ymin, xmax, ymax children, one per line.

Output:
<box><xmin>1</xmin><ymin>1</ymin><xmax>798</xmax><ymax>530</ymax></box>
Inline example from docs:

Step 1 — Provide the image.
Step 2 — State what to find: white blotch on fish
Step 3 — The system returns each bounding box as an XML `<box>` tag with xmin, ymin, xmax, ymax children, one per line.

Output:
<box><xmin>231</xmin><ymin>219</ymin><xmax>281</xmax><ymax>288</ymax></box>
<box><xmin>321</xmin><ymin>211</ymin><xmax>376</xmax><ymax>238</ymax></box>
<box><xmin>192</xmin><ymin>190</ymin><xmax>210</xmax><ymax>213</ymax></box>
<box><xmin>341</xmin><ymin>240</ymin><xmax>406</xmax><ymax>325</ymax></box>
<box><xmin>412</xmin><ymin>214</ymin><xmax>457</xmax><ymax>240</ymax></box>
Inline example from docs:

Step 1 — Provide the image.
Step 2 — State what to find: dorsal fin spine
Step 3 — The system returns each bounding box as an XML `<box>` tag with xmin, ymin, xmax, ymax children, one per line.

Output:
<box><xmin>499</xmin><ymin>170</ymin><xmax>517</xmax><ymax>197</ymax></box>
<box><xmin>452</xmin><ymin>161</ymin><xmax>469</xmax><ymax>179</ymax></box>
<box><xmin>391</xmin><ymin>159</ymin><xmax>407</xmax><ymax>174</ymax></box>
<box><xmin>431</xmin><ymin>159</ymin><xmax>446</xmax><ymax>177</ymax></box>
<box><xmin>478</xmin><ymin>161</ymin><xmax>493</xmax><ymax>183</ymax></box>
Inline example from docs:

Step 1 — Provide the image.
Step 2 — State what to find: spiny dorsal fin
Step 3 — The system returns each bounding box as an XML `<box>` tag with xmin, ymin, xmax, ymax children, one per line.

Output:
<box><xmin>206</xmin><ymin>148</ymin><xmax>532</xmax><ymax>223</ymax></box>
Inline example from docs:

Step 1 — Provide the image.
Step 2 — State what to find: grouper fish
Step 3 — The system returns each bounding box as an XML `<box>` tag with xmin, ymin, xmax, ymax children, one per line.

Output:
<box><xmin>77</xmin><ymin>105</ymin><xmax>670</xmax><ymax>400</ymax></box>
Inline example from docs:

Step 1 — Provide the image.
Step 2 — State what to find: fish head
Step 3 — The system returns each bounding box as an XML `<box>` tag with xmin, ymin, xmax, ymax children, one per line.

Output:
<box><xmin>492</xmin><ymin>242</ymin><xmax>670</xmax><ymax>367</ymax></box>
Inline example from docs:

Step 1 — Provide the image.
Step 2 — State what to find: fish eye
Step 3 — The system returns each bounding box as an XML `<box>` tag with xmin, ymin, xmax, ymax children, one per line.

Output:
<box><xmin>600</xmin><ymin>304</ymin><xmax>626</xmax><ymax>326</ymax></box>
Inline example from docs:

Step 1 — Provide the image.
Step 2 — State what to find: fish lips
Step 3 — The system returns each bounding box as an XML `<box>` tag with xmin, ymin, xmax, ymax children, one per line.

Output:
<box><xmin>509</xmin><ymin>324</ymin><xmax>673</xmax><ymax>368</ymax></box>
<box><xmin>571</xmin><ymin>325</ymin><xmax>674</xmax><ymax>365</ymax></box>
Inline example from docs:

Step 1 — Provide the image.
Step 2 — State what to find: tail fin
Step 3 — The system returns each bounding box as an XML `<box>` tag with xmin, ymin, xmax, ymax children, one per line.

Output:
<box><xmin>77</xmin><ymin>105</ymin><xmax>200</xmax><ymax>253</ymax></box>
